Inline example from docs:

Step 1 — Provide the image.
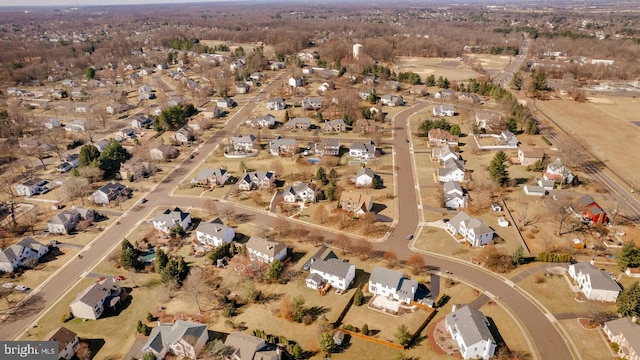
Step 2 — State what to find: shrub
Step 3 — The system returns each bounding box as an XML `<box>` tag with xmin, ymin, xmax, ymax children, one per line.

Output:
<box><xmin>61</xmin><ymin>312</ymin><xmax>74</xmax><ymax>323</ymax></box>
<box><xmin>343</xmin><ymin>324</ymin><xmax>354</xmax><ymax>331</ymax></box>
<box><xmin>361</xmin><ymin>323</ymin><xmax>369</xmax><ymax>336</ymax></box>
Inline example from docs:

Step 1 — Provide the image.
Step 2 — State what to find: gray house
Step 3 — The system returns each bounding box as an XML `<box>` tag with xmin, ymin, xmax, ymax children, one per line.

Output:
<box><xmin>446</xmin><ymin>305</ymin><xmax>497</xmax><ymax>360</ymax></box>
<box><xmin>47</xmin><ymin>207</ymin><xmax>95</xmax><ymax>234</ymax></box>
<box><xmin>142</xmin><ymin>320</ymin><xmax>209</xmax><ymax>360</ymax></box>
<box><xmin>368</xmin><ymin>266</ymin><xmax>417</xmax><ymax>304</ymax></box>
<box><xmin>93</xmin><ymin>183</ymin><xmax>129</xmax><ymax>205</ymax></box>
<box><xmin>0</xmin><ymin>237</ymin><xmax>49</xmax><ymax>273</ymax></box>
<box><xmin>70</xmin><ymin>277</ymin><xmax>123</xmax><ymax>320</ymax></box>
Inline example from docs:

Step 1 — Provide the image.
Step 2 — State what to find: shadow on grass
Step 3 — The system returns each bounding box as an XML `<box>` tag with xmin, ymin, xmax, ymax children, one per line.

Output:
<box><xmin>80</xmin><ymin>338</ymin><xmax>105</xmax><ymax>360</ymax></box>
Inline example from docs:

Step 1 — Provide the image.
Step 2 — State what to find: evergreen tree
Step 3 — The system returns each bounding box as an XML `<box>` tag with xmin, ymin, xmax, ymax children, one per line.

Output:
<box><xmin>155</xmin><ymin>249</ymin><xmax>169</xmax><ymax>273</ymax></box>
<box><xmin>372</xmin><ymin>176</ymin><xmax>383</xmax><ymax>189</ymax></box>
<box><xmin>426</xmin><ymin>74</ymin><xmax>436</xmax><ymax>86</ymax></box>
<box><xmin>523</xmin><ymin>119</ymin><xmax>538</xmax><ymax>134</ymax></box>
<box><xmin>97</xmin><ymin>140</ymin><xmax>131</xmax><ymax>179</ymax></box>
<box><xmin>328</xmin><ymin>169</ymin><xmax>339</xmax><ymax>181</ymax></box>
<box><xmin>394</xmin><ymin>324</ymin><xmax>412</xmax><ymax>346</ymax></box>
<box><xmin>506</xmin><ymin>117</ymin><xmax>518</xmax><ymax>133</ymax></box>
<box><xmin>267</xmin><ymin>259</ymin><xmax>284</xmax><ymax>282</ymax></box>
<box><xmin>361</xmin><ymin>323</ymin><xmax>369</xmax><ymax>336</ymax></box>
<box><xmin>79</xmin><ymin>144</ymin><xmax>100</xmax><ymax>167</ymax></box>
<box><xmin>353</xmin><ymin>289</ymin><xmax>364</xmax><ymax>306</ymax></box>
<box><xmin>318</xmin><ymin>332</ymin><xmax>336</xmax><ymax>354</ymax></box>
<box><xmin>449</xmin><ymin>124</ymin><xmax>462</xmax><ymax>136</ymax></box>
<box><xmin>511</xmin><ymin>246</ymin><xmax>525</xmax><ymax>265</ymax></box>
<box><xmin>616</xmin><ymin>241</ymin><xmax>640</xmax><ymax>271</ymax></box>
<box><xmin>120</xmin><ymin>239</ymin><xmax>142</xmax><ymax>270</ymax></box>
<box><xmin>316</xmin><ymin>167</ymin><xmax>328</xmax><ymax>185</ymax></box>
<box><xmin>616</xmin><ymin>282</ymin><xmax>640</xmax><ymax>317</ymax></box>
<box><xmin>489</xmin><ymin>151</ymin><xmax>509</xmax><ymax>186</ymax></box>
<box><xmin>84</xmin><ymin>67</ymin><xmax>96</xmax><ymax>81</ymax></box>
<box><xmin>325</xmin><ymin>181</ymin><xmax>337</xmax><ymax>201</ymax></box>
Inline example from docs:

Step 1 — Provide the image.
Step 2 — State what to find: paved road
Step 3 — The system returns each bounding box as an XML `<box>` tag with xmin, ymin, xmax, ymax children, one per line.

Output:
<box><xmin>492</xmin><ymin>35</ymin><xmax>530</xmax><ymax>87</ymax></box>
<box><xmin>2</xmin><ymin>74</ymin><xmax>574</xmax><ymax>359</ymax></box>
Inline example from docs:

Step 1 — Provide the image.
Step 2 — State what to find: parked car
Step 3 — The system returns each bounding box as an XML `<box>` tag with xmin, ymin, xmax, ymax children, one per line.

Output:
<box><xmin>140</xmin><ymin>198</ymin><xmax>148</xmax><ymax>204</ymax></box>
<box><xmin>2</xmin><ymin>283</ymin><xmax>14</xmax><ymax>289</ymax></box>
<box><xmin>407</xmin><ymin>234</ymin><xmax>414</xmax><ymax>240</ymax></box>
<box><xmin>15</xmin><ymin>285</ymin><xmax>29</xmax><ymax>291</ymax></box>
<box><xmin>115</xmin><ymin>275</ymin><xmax>126</xmax><ymax>281</ymax></box>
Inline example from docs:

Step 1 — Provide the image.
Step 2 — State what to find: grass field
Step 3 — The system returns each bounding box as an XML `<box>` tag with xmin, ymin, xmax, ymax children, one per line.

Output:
<box><xmin>394</xmin><ymin>57</ymin><xmax>481</xmax><ymax>82</ymax></box>
<box><xmin>559</xmin><ymin>319</ymin><xmax>614</xmax><ymax>360</ymax></box>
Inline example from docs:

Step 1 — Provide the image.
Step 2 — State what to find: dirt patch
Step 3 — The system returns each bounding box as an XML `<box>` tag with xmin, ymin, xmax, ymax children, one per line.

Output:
<box><xmin>577</xmin><ymin>318</ymin><xmax>599</xmax><ymax>330</ymax></box>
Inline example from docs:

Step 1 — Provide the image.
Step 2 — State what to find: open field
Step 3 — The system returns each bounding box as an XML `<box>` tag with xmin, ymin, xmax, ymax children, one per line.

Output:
<box><xmin>394</xmin><ymin>56</ymin><xmax>482</xmax><ymax>82</ymax></box>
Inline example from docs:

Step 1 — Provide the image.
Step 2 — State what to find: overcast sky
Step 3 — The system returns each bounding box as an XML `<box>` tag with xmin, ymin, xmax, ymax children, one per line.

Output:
<box><xmin>0</xmin><ymin>0</ymin><xmax>233</xmax><ymax>7</ymax></box>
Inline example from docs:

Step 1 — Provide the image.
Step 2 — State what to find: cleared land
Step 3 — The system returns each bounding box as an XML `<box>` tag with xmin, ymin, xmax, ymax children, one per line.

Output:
<box><xmin>393</xmin><ymin>54</ymin><xmax>510</xmax><ymax>82</ymax></box>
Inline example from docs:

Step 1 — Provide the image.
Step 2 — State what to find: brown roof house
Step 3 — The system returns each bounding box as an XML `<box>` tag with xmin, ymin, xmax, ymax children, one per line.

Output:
<box><xmin>70</xmin><ymin>277</ymin><xmax>125</xmax><ymax>320</ymax></box>
<box><xmin>428</xmin><ymin>128</ymin><xmax>459</xmax><ymax>147</ymax></box>
<box><xmin>246</xmin><ymin>237</ymin><xmax>287</xmax><ymax>264</ymax></box>
<box><xmin>224</xmin><ymin>332</ymin><xmax>281</xmax><ymax>360</ymax></box>
<box><xmin>150</xmin><ymin>144</ymin><xmax>179</xmax><ymax>161</ymax></box>
<box><xmin>339</xmin><ymin>190</ymin><xmax>373</xmax><ymax>217</ymax></box>
<box><xmin>47</xmin><ymin>327</ymin><xmax>80</xmax><ymax>360</ymax></box>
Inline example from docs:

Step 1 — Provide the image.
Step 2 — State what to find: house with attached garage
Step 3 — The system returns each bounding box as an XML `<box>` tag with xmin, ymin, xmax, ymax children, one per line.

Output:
<box><xmin>368</xmin><ymin>266</ymin><xmax>417</xmax><ymax>304</ymax></box>
<box><xmin>237</xmin><ymin>171</ymin><xmax>275</xmax><ymax>191</ymax></box>
<box><xmin>283</xmin><ymin>182</ymin><xmax>315</xmax><ymax>203</ymax></box>
<box><xmin>433</xmin><ymin>104</ymin><xmax>455</xmax><ymax>117</ymax></box>
<box><xmin>174</xmin><ymin>126</ymin><xmax>195</xmax><ymax>144</ymax></box>
<box><xmin>446</xmin><ymin>305</ymin><xmax>497</xmax><ymax>360</ymax></box>
<box><xmin>288</xmin><ymin>77</ymin><xmax>304</xmax><ymax>87</ymax></box>
<box><xmin>92</xmin><ymin>182</ymin><xmax>129</xmax><ymax>205</ymax></box>
<box><xmin>306</xmin><ymin>255</ymin><xmax>356</xmax><ymax>292</ymax></box>
<box><xmin>458</xmin><ymin>92</ymin><xmax>481</xmax><ymax>104</ymax></box>
<box><xmin>518</xmin><ymin>146</ymin><xmax>545</xmax><ymax>166</ymax></box>
<box><xmin>115</xmin><ymin>128</ymin><xmax>137</xmax><ymax>142</ymax></box>
<box><xmin>246</xmin><ymin>237</ymin><xmax>287</xmax><ymax>264</ymax></box>
<box><xmin>523</xmin><ymin>185</ymin><xmax>546</xmax><ymax>197</ymax></box>
<box><xmin>70</xmin><ymin>277</ymin><xmax>124</xmax><ymax>320</ymax></box>
<box><xmin>230</xmin><ymin>134</ymin><xmax>257</xmax><ymax>152</ymax></box>
<box><xmin>437</xmin><ymin>158</ymin><xmax>466</xmax><ymax>183</ymax></box>
<box><xmin>431</xmin><ymin>145</ymin><xmax>459</xmax><ymax>163</ymax></box>
<box><xmin>322</xmin><ymin>119</ymin><xmax>347</xmax><ymax>132</ymax></box>
<box><xmin>268</xmin><ymin>137</ymin><xmax>297</xmax><ymax>156</ymax></box>
<box><xmin>568</xmin><ymin>261</ymin><xmax>621</xmax><ymax>302</ymax></box>
<box><xmin>142</xmin><ymin>320</ymin><xmax>208</xmax><ymax>360</ymax></box>
<box><xmin>191</xmin><ymin>168</ymin><xmax>229</xmax><ymax>187</ymax></box>
<box><xmin>224</xmin><ymin>332</ymin><xmax>281</xmax><ymax>360</ymax></box>
<box><xmin>349</xmin><ymin>141</ymin><xmax>377</xmax><ymax>160</ymax></box>
<box><xmin>131</xmin><ymin>115</ymin><xmax>152</xmax><ymax>129</ymax></box>
<box><xmin>94</xmin><ymin>139</ymin><xmax>111</xmax><ymax>153</ymax></box>
<box><xmin>235</xmin><ymin>82</ymin><xmax>249</xmax><ymax>94</ymax></box>
<box><xmin>358</xmin><ymin>88</ymin><xmax>375</xmax><ymax>100</ymax></box>
<box><xmin>603</xmin><ymin>317</ymin><xmax>640</xmax><ymax>360</ymax></box>
<box><xmin>245</xmin><ymin>114</ymin><xmax>275</xmax><ymax>128</ymax></box>
<box><xmin>47</xmin><ymin>327</ymin><xmax>79</xmax><ymax>360</ymax></box>
<box><xmin>284</xmin><ymin>117</ymin><xmax>312</xmax><ymax>131</ymax></box>
<box><xmin>543</xmin><ymin>158</ymin><xmax>574</xmax><ymax>185</ymax></box>
<box><xmin>266</xmin><ymin>98</ymin><xmax>286</xmax><ymax>111</ymax></box>
<box><xmin>428</xmin><ymin>128</ymin><xmax>459</xmax><ymax>147</ymax></box>
<box><xmin>339</xmin><ymin>190</ymin><xmax>373</xmax><ymax>217</ymax></box>
<box><xmin>447</xmin><ymin>211</ymin><xmax>495</xmax><ymax>247</ymax></box>
<box><xmin>380</xmin><ymin>94</ymin><xmax>404</xmax><ymax>107</ymax></box>
<box><xmin>499</xmin><ymin>130</ymin><xmax>519</xmax><ymax>148</ymax></box>
<box><xmin>153</xmin><ymin>207</ymin><xmax>192</xmax><ymax>234</ymax></box>
<box><xmin>15</xmin><ymin>178</ymin><xmax>47</xmax><ymax>197</ymax></box>
<box><xmin>0</xmin><ymin>237</ymin><xmax>49</xmax><ymax>273</ymax></box>
<box><xmin>149</xmin><ymin>144</ymin><xmax>179</xmax><ymax>161</ymax></box>
<box><xmin>47</xmin><ymin>207</ymin><xmax>94</xmax><ymax>234</ymax></box>
<box><xmin>355</xmin><ymin>167</ymin><xmax>376</xmax><ymax>187</ymax></box>
<box><xmin>433</xmin><ymin>89</ymin><xmax>455</xmax><ymax>99</ymax></box>
<box><xmin>444</xmin><ymin>181</ymin><xmax>467</xmax><ymax>209</ymax></box>
<box><xmin>196</xmin><ymin>218</ymin><xmax>235</xmax><ymax>248</ymax></box>
<box><xmin>314</xmin><ymin>138</ymin><xmax>340</xmax><ymax>156</ymax></box>
<box><xmin>302</xmin><ymin>97</ymin><xmax>323</xmax><ymax>110</ymax></box>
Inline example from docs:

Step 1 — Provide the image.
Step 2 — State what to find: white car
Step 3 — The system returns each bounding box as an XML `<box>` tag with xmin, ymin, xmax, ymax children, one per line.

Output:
<box><xmin>2</xmin><ymin>283</ymin><xmax>14</xmax><ymax>289</ymax></box>
<box><xmin>15</xmin><ymin>285</ymin><xmax>29</xmax><ymax>291</ymax></box>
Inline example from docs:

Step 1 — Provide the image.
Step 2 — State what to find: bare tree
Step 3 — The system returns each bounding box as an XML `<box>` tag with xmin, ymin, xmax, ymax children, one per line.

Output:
<box><xmin>333</xmin><ymin>234</ymin><xmax>351</xmax><ymax>254</ymax></box>
<box><xmin>222</xmin><ymin>205</ymin><xmax>236</xmax><ymax>222</ymax></box>
<box><xmin>44</xmin><ymin>129</ymin><xmax>66</xmax><ymax>161</ymax></box>
<box><xmin>182</xmin><ymin>266</ymin><xmax>211</xmax><ymax>313</ymax></box>
<box><xmin>406</xmin><ymin>255</ymin><xmax>426</xmax><ymax>275</ymax></box>
<box><xmin>78</xmin><ymin>166</ymin><xmax>104</xmax><ymax>184</ymax></box>
<box><xmin>352</xmin><ymin>239</ymin><xmax>373</xmax><ymax>259</ymax></box>
<box><xmin>205</xmin><ymin>199</ymin><xmax>217</xmax><ymax>216</ymax></box>
<box><xmin>383</xmin><ymin>251</ymin><xmax>399</xmax><ymax>268</ymax></box>
<box><xmin>272</xmin><ymin>217</ymin><xmax>290</xmax><ymax>237</ymax></box>
<box><xmin>314</xmin><ymin>204</ymin><xmax>328</xmax><ymax>224</ymax></box>
<box><xmin>64</xmin><ymin>176</ymin><xmax>90</xmax><ymax>205</ymax></box>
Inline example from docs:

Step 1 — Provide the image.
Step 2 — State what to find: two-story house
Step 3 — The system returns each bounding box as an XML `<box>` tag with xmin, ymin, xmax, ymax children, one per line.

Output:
<box><xmin>349</xmin><ymin>141</ymin><xmax>377</xmax><ymax>160</ymax></box>
<box><xmin>245</xmin><ymin>114</ymin><xmax>275</xmax><ymax>128</ymax></box>
<box><xmin>142</xmin><ymin>320</ymin><xmax>208</xmax><ymax>360</ymax></box>
<box><xmin>568</xmin><ymin>261</ymin><xmax>621</xmax><ymax>302</ymax></box>
<box><xmin>70</xmin><ymin>277</ymin><xmax>124</xmax><ymax>320</ymax></box>
<box><xmin>230</xmin><ymin>134</ymin><xmax>257</xmax><ymax>152</ymax></box>
<box><xmin>93</xmin><ymin>182</ymin><xmax>129</xmax><ymax>205</ymax></box>
<box><xmin>339</xmin><ymin>191</ymin><xmax>373</xmax><ymax>217</ymax></box>
<box><xmin>603</xmin><ymin>318</ymin><xmax>640</xmax><ymax>360</ymax></box>
<box><xmin>433</xmin><ymin>104</ymin><xmax>456</xmax><ymax>117</ymax></box>
<box><xmin>302</xmin><ymin>97</ymin><xmax>323</xmax><ymax>110</ymax></box>
<box><xmin>368</xmin><ymin>266</ymin><xmax>417</xmax><ymax>304</ymax></box>
<box><xmin>428</xmin><ymin>128</ymin><xmax>459</xmax><ymax>147</ymax></box>
<box><xmin>47</xmin><ymin>327</ymin><xmax>80</xmax><ymax>360</ymax></box>
<box><xmin>444</xmin><ymin>181</ymin><xmax>467</xmax><ymax>209</ymax></box>
<box><xmin>284</xmin><ymin>118</ymin><xmax>311</xmax><ymax>131</ymax></box>
<box><xmin>283</xmin><ymin>182</ymin><xmax>315</xmax><ymax>203</ymax></box>
<box><xmin>153</xmin><ymin>208</ymin><xmax>192</xmax><ymax>234</ymax></box>
<box><xmin>237</xmin><ymin>171</ymin><xmax>275</xmax><ymax>191</ymax></box>
<box><xmin>447</xmin><ymin>211</ymin><xmax>495</xmax><ymax>247</ymax></box>
<box><xmin>266</xmin><ymin>98</ymin><xmax>286</xmax><ymax>111</ymax></box>
<box><xmin>322</xmin><ymin>119</ymin><xmax>347</xmax><ymax>132</ymax></box>
<box><xmin>431</xmin><ymin>145</ymin><xmax>460</xmax><ymax>163</ymax></box>
<box><xmin>246</xmin><ymin>237</ymin><xmax>287</xmax><ymax>264</ymax></box>
<box><xmin>47</xmin><ymin>207</ymin><xmax>94</xmax><ymax>234</ymax></box>
<box><xmin>195</xmin><ymin>218</ymin><xmax>235</xmax><ymax>248</ymax></box>
<box><xmin>314</xmin><ymin>138</ymin><xmax>340</xmax><ymax>156</ymax></box>
<box><xmin>191</xmin><ymin>168</ymin><xmax>229</xmax><ymax>188</ymax></box>
<box><xmin>437</xmin><ymin>158</ymin><xmax>466</xmax><ymax>183</ymax></box>
<box><xmin>0</xmin><ymin>237</ymin><xmax>49</xmax><ymax>273</ymax></box>
<box><xmin>268</xmin><ymin>138</ymin><xmax>297</xmax><ymax>156</ymax></box>
<box><xmin>446</xmin><ymin>305</ymin><xmax>497</xmax><ymax>360</ymax></box>
<box><xmin>306</xmin><ymin>256</ymin><xmax>356</xmax><ymax>292</ymax></box>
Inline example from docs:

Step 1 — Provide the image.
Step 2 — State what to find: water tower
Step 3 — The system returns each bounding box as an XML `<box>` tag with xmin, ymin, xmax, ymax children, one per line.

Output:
<box><xmin>353</xmin><ymin>43</ymin><xmax>363</xmax><ymax>60</ymax></box>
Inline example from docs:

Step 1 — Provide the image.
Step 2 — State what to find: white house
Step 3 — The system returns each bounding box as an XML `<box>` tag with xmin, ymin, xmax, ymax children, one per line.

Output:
<box><xmin>380</xmin><ymin>94</ymin><xmax>403</xmax><ymax>107</ymax></box>
<box><xmin>603</xmin><ymin>318</ymin><xmax>640</xmax><ymax>360</ymax></box>
<box><xmin>0</xmin><ymin>237</ymin><xmax>49</xmax><ymax>273</ymax></box>
<box><xmin>288</xmin><ymin>77</ymin><xmax>304</xmax><ymax>87</ymax></box>
<box><xmin>433</xmin><ymin>104</ymin><xmax>455</xmax><ymax>117</ymax></box>
<box><xmin>246</xmin><ymin>237</ymin><xmax>287</xmax><ymax>264</ymax></box>
<box><xmin>131</xmin><ymin>115</ymin><xmax>152</xmax><ymax>129</ymax></box>
<box><xmin>444</xmin><ymin>181</ymin><xmax>467</xmax><ymax>209</ymax></box>
<box><xmin>314</xmin><ymin>138</ymin><xmax>340</xmax><ymax>156</ymax></box>
<box><xmin>306</xmin><ymin>257</ymin><xmax>356</xmax><ymax>292</ymax></box>
<box><xmin>69</xmin><ymin>277</ymin><xmax>122</xmax><ymax>320</ymax></box>
<box><xmin>47</xmin><ymin>207</ymin><xmax>94</xmax><ymax>234</ymax></box>
<box><xmin>230</xmin><ymin>134</ymin><xmax>256</xmax><ymax>152</ymax></box>
<box><xmin>349</xmin><ymin>141</ymin><xmax>377</xmax><ymax>160</ymax></box>
<box><xmin>447</xmin><ymin>211</ymin><xmax>495</xmax><ymax>247</ymax></box>
<box><xmin>15</xmin><ymin>178</ymin><xmax>47</xmax><ymax>197</ymax></box>
<box><xmin>431</xmin><ymin>145</ymin><xmax>459</xmax><ymax>162</ymax></box>
<box><xmin>237</xmin><ymin>171</ymin><xmax>275</xmax><ymax>191</ymax></box>
<box><xmin>93</xmin><ymin>139</ymin><xmax>110</xmax><ymax>153</ymax></box>
<box><xmin>543</xmin><ymin>158</ymin><xmax>574</xmax><ymax>184</ymax></box>
<box><xmin>43</xmin><ymin>118</ymin><xmax>62</xmax><ymax>130</ymax></box>
<box><xmin>266</xmin><ymin>98</ymin><xmax>286</xmax><ymax>111</ymax></box>
<box><xmin>74</xmin><ymin>103</ymin><xmax>90</xmax><ymax>113</ymax></box>
<box><xmin>152</xmin><ymin>207</ymin><xmax>192</xmax><ymax>234</ymax></box>
<box><xmin>437</xmin><ymin>158</ymin><xmax>465</xmax><ymax>182</ymax></box>
<box><xmin>524</xmin><ymin>185</ymin><xmax>546</xmax><ymax>196</ymax></box>
<box><xmin>195</xmin><ymin>218</ymin><xmax>235</xmax><ymax>248</ymax></box>
<box><xmin>368</xmin><ymin>266</ymin><xmax>417</xmax><ymax>304</ymax></box>
<box><xmin>245</xmin><ymin>114</ymin><xmax>275</xmax><ymax>128</ymax></box>
<box><xmin>302</xmin><ymin>97</ymin><xmax>323</xmax><ymax>110</ymax></box>
<box><xmin>92</xmin><ymin>182</ymin><xmax>129</xmax><ymax>205</ymax></box>
<box><xmin>537</xmin><ymin>179</ymin><xmax>555</xmax><ymax>191</ymax></box>
<box><xmin>499</xmin><ymin>130</ymin><xmax>519</xmax><ymax>148</ymax></box>
<box><xmin>283</xmin><ymin>182</ymin><xmax>315</xmax><ymax>203</ymax></box>
<box><xmin>142</xmin><ymin>320</ymin><xmax>208</xmax><ymax>360</ymax></box>
<box><xmin>433</xmin><ymin>89</ymin><xmax>455</xmax><ymax>99</ymax></box>
<box><xmin>47</xmin><ymin>327</ymin><xmax>80</xmax><ymax>360</ymax></box>
<box><xmin>568</xmin><ymin>262</ymin><xmax>622</xmax><ymax>302</ymax></box>
<box><xmin>446</xmin><ymin>305</ymin><xmax>497</xmax><ymax>360</ymax></box>
<box><xmin>355</xmin><ymin>167</ymin><xmax>375</xmax><ymax>187</ymax></box>
<box><xmin>174</xmin><ymin>126</ymin><xmax>194</xmax><ymax>144</ymax></box>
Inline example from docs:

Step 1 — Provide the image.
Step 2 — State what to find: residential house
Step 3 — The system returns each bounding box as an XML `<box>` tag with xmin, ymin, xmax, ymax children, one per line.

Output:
<box><xmin>62</xmin><ymin>79</ymin><xmax>76</xmax><ymax>87</ymax></box>
<box><xmin>245</xmin><ymin>114</ymin><xmax>275</xmax><ymax>128</ymax></box>
<box><xmin>268</xmin><ymin>137</ymin><xmax>297</xmax><ymax>156</ymax></box>
<box><xmin>574</xmin><ymin>195</ymin><xmax>608</xmax><ymax>224</ymax></box>
<box><xmin>444</xmin><ymin>181</ymin><xmax>467</xmax><ymax>209</ymax></box>
<box><xmin>368</xmin><ymin>266</ymin><xmax>417</xmax><ymax>304</ymax></box>
<box><xmin>475</xmin><ymin>111</ymin><xmax>503</xmax><ymax>131</ymax></box>
<box><xmin>314</xmin><ymin>138</ymin><xmax>340</xmax><ymax>156</ymax></box>
<box><xmin>66</xmin><ymin>119</ymin><xmax>86</xmax><ymax>132</ymax></box>
<box><xmin>433</xmin><ymin>104</ymin><xmax>455</xmax><ymax>117</ymax></box>
<box><xmin>433</xmin><ymin>89</ymin><xmax>455</xmax><ymax>99</ymax></box>
<box><xmin>149</xmin><ymin>144</ymin><xmax>179</xmax><ymax>161</ymax></box>
<box><xmin>523</xmin><ymin>185</ymin><xmax>546</xmax><ymax>197</ymax></box>
<box><xmin>266</xmin><ymin>98</ymin><xmax>286</xmax><ymax>111</ymax></box>
<box><xmin>74</xmin><ymin>103</ymin><xmax>90</xmax><ymax>113</ymax></box>
<box><xmin>235</xmin><ymin>83</ymin><xmax>249</xmax><ymax>94</ymax></box>
<box><xmin>47</xmin><ymin>327</ymin><xmax>80</xmax><ymax>360</ymax></box>
<box><xmin>47</xmin><ymin>207</ymin><xmax>94</xmax><ymax>234</ymax></box>
<box><xmin>138</xmin><ymin>85</ymin><xmax>155</xmax><ymax>100</ymax></box>
<box><xmin>270</xmin><ymin>62</ymin><xmax>286</xmax><ymax>70</ymax></box>
<box><xmin>57</xmin><ymin>154</ymin><xmax>80</xmax><ymax>172</ymax></box>
<box><xmin>358</xmin><ymin>88</ymin><xmax>375</xmax><ymax>100</ymax></box>
<box><xmin>355</xmin><ymin>167</ymin><xmax>376</xmax><ymax>187</ymax></box>
<box><xmin>43</xmin><ymin>118</ymin><xmax>62</xmax><ymax>130</ymax></box>
<box><xmin>19</xmin><ymin>138</ymin><xmax>53</xmax><ymax>151</ymax></box>
<box><xmin>15</xmin><ymin>178</ymin><xmax>47</xmax><ymax>197</ymax></box>
<box><xmin>119</xmin><ymin>159</ymin><xmax>154</xmax><ymax>181</ymax></box>
<box><xmin>409</xmin><ymin>85</ymin><xmax>429</xmax><ymax>96</ymax></box>
<box><xmin>230</xmin><ymin>134</ymin><xmax>257</xmax><ymax>152</ymax></box>
<box><xmin>431</xmin><ymin>145</ymin><xmax>459</xmax><ymax>162</ymax></box>
<box><xmin>223</xmin><ymin>332</ymin><xmax>281</xmax><ymax>360</ymax></box>
<box><xmin>437</xmin><ymin>158</ymin><xmax>466</xmax><ymax>182</ymax></box>
<box><xmin>115</xmin><ymin>128</ymin><xmax>137</xmax><ymax>142</ymax></box>
<box><xmin>69</xmin><ymin>277</ymin><xmax>123</xmax><ymax>320</ymax></box>
<box><xmin>458</xmin><ymin>92</ymin><xmax>481</xmax><ymax>104</ymax></box>
<box><xmin>283</xmin><ymin>182</ymin><xmax>315</xmax><ymax>203</ymax></box>
<box><xmin>318</xmin><ymin>81</ymin><xmax>335</xmax><ymax>92</ymax></box>
<box><xmin>106</xmin><ymin>104</ymin><xmax>132</xmax><ymax>115</ymax></box>
<box><xmin>447</xmin><ymin>211</ymin><xmax>495</xmax><ymax>247</ymax></box>
<box><xmin>284</xmin><ymin>117</ymin><xmax>312</xmax><ymax>131</ymax></box>
<box><xmin>625</xmin><ymin>267</ymin><xmax>640</xmax><ymax>278</ymax></box>
<box><xmin>384</xmin><ymin>80</ymin><xmax>402</xmax><ymax>91</ymax></box>
<box><xmin>94</xmin><ymin>139</ymin><xmax>110</xmax><ymax>153</ymax></box>
<box><xmin>362</xmin><ymin>76</ymin><xmax>377</xmax><ymax>85</ymax></box>
<box><xmin>322</xmin><ymin>119</ymin><xmax>347</xmax><ymax>132</ymax></box>
<box><xmin>380</xmin><ymin>95</ymin><xmax>404</xmax><ymax>107</ymax></box>
<box><xmin>237</xmin><ymin>171</ymin><xmax>275</xmax><ymax>191</ymax></box>
<box><xmin>568</xmin><ymin>262</ymin><xmax>621</xmax><ymax>302</ymax></box>
<box><xmin>216</xmin><ymin>97</ymin><xmax>236</xmax><ymax>109</ymax></box>
<box><xmin>499</xmin><ymin>130</ymin><xmax>519</xmax><ymax>148</ymax></box>
<box><xmin>491</xmin><ymin>202</ymin><xmax>502</xmax><ymax>212</ymax></box>
<box><xmin>339</xmin><ymin>190</ymin><xmax>373</xmax><ymax>216</ymax></box>
<box><xmin>603</xmin><ymin>318</ymin><xmax>640</xmax><ymax>360</ymax></box>
<box><xmin>537</xmin><ymin>179</ymin><xmax>555</xmax><ymax>191</ymax></box>
<box><xmin>354</xmin><ymin>118</ymin><xmax>376</xmax><ymax>134</ymax></box>
<box><xmin>428</xmin><ymin>129</ymin><xmax>459</xmax><ymax>147</ymax></box>
<box><xmin>93</xmin><ymin>182</ymin><xmax>129</xmax><ymax>205</ymax></box>
<box><xmin>142</xmin><ymin>320</ymin><xmax>208</xmax><ymax>360</ymax></box>
<box><xmin>333</xmin><ymin>331</ymin><xmax>346</xmax><ymax>346</ymax></box>
<box><xmin>202</xmin><ymin>108</ymin><xmax>224</xmax><ymax>119</ymax></box>
<box><xmin>446</xmin><ymin>305</ymin><xmax>497</xmax><ymax>360</ymax></box>
<box><xmin>174</xmin><ymin>126</ymin><xmax>195</xmax><ymax>144</ymax></box>
<box><xmin>191</xmin><ymin>168</ymin><xmax>229</xmax><ymax>187</ymax></box>
<box><xmin>349</xmin><ymin>141</ymin><xmax>377</xmax><ymax>160</ymax></box>
<box><xmin>543</xmin><ymin>158</ymin><xmax>574</xmax><ymax>184</ymax></box>
<box><xmin>306</xmin><ymin>256</ymin><xmax>356</xmax><ymax>292</ymax></box>
<box><xmin>152</xmin><ymin>207</ymin><xmax>192</xmax><ymax>234</ymax></box>
<box><xmin>0</xmin><ymin>237</ymin><xmax>49</xmax><ymax>273</ymax></box>
<box><xmin>288</xmin><ymin>77</ymin><xmax>304</xmax><ymax>87</ymax></box>
<box><xmin>518</xmin><ymin>146</ymin><xmax>545</xmax><ymax>166</ymax></box>
<box><xmin>195</xmin><ymin>218</ymin><xmax>235</xmax><ymax>248</ymax></box>
<box><xmin>246</xmin><ymin>237</ymin><xmax>287</xmax><ymax>264</ymax></box>
<box><xmin>302</xmin><ymin>97</ymin><xmax>323</xmax><ymax>110</ymax></box>
<box><xmin>131</xmin><ymin>115</ymin><xmax>152</xmax><ymax>129</ymax></box>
